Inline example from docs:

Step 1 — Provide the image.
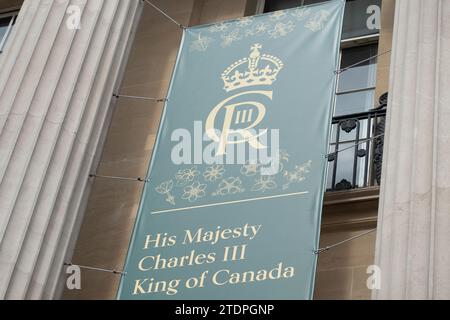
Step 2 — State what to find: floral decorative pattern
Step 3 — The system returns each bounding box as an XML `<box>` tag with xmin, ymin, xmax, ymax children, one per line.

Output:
<box><xmin>279</xmin><ymin>149</ymin><xmax>290</xmax><ymax>163</ymax></box>
<box><xmin>283</xmin><ymin>160</ymin><xmax>312</xmax><ymax>190</ymax></box>
<box><xmin>155</xmin><ymin>149</ymin><xmax>313</xmax><ymax>206</ymax></box>
<box><xmin>190</xmin><ymin>33</ymin><xmax>214</xmax><ymax>52</ymax></box>
<box><xmin>245</xmin><ymin>22</ymin><xmax>270</xmax><ymax>37</ymax></box>
<box><xmin>251</xmin><ymin>175</ymin><xmax>278</xmax><ymax>193</ymax></box>
<box><xmin>269</xmin><ymin>11</ymin><xmax>287</xmax><ymax>21</ymax></box>
<box><xmin>277</xmin><ymin>149</ymin><xmax>290</xmax><ymax>173</ymax></box>
<box><xmin>305</xmin><ymin>10</ymin><xmax>330</xmax><ymax>32</ymax></box>
<box><xmin>209</xmin><ymin>22</ymin><xmax>231</xmax><ymax>33</ymax></box>
<box><xmin>182</xmin><ymin>181</ymin><xmax>207</xmax><ymax>203</ymax></box>
<box><xmin>155</xmin><ymin>180</ymin><xmax>176</xmax><ymax>205</ymax></box>
<box><xmin>203</xmin><ymin>165</ymin><xmax>225</xmax><ymax>182</ymax></box>
<box><xmin>188</xmin><ymin>7</ymin><xmax>332</xmax><ymax>53</ymax></box>
<box><xmin>291</xmin><ymin>8</ymin><xmax>311</xmax><ymax>21</ymax></box>
<box><xmin>240</xmin><ymin>162</ymin><xmax>262</xmax><ymax>177</ymax></box>
<box><xmin>236</xmin><ymin>17</ymin><xmax>254</xmax><ymax>27</ymax></box>
<box><xmin>175</xmin><ymin>166</ymin><xmax>200</xmax><ymax>186</ymax></box>
<box><xmin>221</xmin><ymin>29</ymin><xmax>242</xmax><ymax>47</ymax></box>
<box><xmin>213</xmin><ymin>177</ymin><xmax>245</xmax><ymax>196</ymax></box>
<box><xmin>268</xmin><ymin>21</ymin><xmax>295</xmax><ymax>39</ymax></box>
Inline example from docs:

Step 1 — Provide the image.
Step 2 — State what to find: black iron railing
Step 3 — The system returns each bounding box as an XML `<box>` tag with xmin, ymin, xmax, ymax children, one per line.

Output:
<box><xmin>327</xmin><ymin>93</ymin><xmax>387</xmax><ymax>192</ymax></box>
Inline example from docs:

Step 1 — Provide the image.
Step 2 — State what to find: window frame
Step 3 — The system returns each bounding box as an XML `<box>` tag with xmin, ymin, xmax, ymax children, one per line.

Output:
<box><xmin>334</xmin><ymin>35</ymin><xmax>379</xmax><ymax>117</ymax></box>
<box><xmin>0</xmin><ymin>9</ymin><xmax>19</xmax><ymax>54</ymax></box>
<box><xmin>258</xmin><ymin>0</ymin><xmax>382</xmax><ymax>191</ymax></box>
<box><xmin>328</xmin><ymin>34</ymin><xmax>381</xmax><ymax>190</ymax></box>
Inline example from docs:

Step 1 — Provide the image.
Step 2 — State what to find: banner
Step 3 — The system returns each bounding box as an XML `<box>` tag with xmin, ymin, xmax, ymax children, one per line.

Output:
<box><xmin>118</xmin><ymin>0</ymin><xmax>345</xmax><ymax>300</ymax></box>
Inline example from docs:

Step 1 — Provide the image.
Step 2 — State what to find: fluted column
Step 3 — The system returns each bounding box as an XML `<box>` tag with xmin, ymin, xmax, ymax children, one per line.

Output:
<box><xmin>0</xmin><ymin>0</ymin><xmax>142</xmax><ymax>299</ymax></box>
<box><xmin>374</xmin><ymin>0</ymin><xmax>450</xmax><ymax>299</ymax></box>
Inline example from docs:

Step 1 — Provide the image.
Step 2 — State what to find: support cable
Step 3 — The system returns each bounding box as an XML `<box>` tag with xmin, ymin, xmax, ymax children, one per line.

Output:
<box><xmin>142</xmin><ymin>0</ymin><xmax>186</xmax><ymax>29</ymax></box>
<box><xmin>335</xmin><ymin>50</ymin><xmax>391</xmax><ymax>75</ymax></box>
<box><xmin>113</xmin><ymin>93</ymin><xmax>168</xmax><ymax>103</ymax></box>
<box><xmin>89</xmin><ymin>174</ymin><xmax>149</xmax><ymax>183</ymax></box>
<box><xmin>326</xmin><ymin>134</ymin><xmax>384</xmax><ymax>159</ymax></box>
<box><xmin>314</xmin><ymin>228</ymin><xmax>377</xmax><ymax>255</ymax></box>
<box><xmin>64</xmin><ymin>263</ymin><xmax>126</xmax><ymax>276</ymax></box>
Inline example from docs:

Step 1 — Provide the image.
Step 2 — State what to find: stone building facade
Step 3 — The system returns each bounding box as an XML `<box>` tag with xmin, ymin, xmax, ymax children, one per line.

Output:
<box><xmin>0</xmin><ymin>0</ymin><xmax>448</xmax><ymax>300</ymax></box>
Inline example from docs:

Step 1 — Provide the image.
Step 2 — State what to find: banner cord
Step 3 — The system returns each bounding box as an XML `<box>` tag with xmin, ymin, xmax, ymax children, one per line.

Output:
<box><xmin>314</xmin><ymin>228</ymin><xmax>377</xmax><ymax>255</ymax></box>
<box><xmin>113</xmin><ymin>93</ymin><xmax>168</xmax><ymax>103</ymax></box>
<box><xmin>89</xmin><ymin>174</ymin><xmax>149</xmax><ymax>183</ymax></box>
<box><xmin>326</xmin><ymin>134</ymin><xmax>384</xmax><ymax>159</ymax></box>
<box><xmin>142</xmin><ymin>0</ymin><xmax>186</xmax><ymax>29</ymax></box>
<box><xmin>64</xmin><ymin>263</ymin><xmax>126</xmax><ymax>276</ymax></box>
<box><xmin>335</xmin><ymin>50</ymin><xmax>392</xmax><ymax>75</ymax></box>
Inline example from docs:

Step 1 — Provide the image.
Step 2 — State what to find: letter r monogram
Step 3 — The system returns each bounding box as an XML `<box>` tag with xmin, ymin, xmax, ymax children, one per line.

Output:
<box><xmin>206</xmin><ymin>90</ymin><xmax>273</xmax><ymax>156</ymax></box>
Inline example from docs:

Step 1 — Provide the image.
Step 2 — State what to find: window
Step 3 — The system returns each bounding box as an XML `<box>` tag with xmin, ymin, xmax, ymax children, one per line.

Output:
<box><xmin>0</xmin><ymin>10</ymin><xmax>18</xmax><ymax>54</ymax></box>
<box><xmin>264</xmin><ymin>0</ymin><xmax>325</xmax><ymax>12</ymax></box>
<box><xmin>327</xmin><ymin>44</ymin><xmax>381</xmax><ymax>191</ymax></box>
<box><xmin>263</xmin><ymin>0</ymin><xmax>381</xmax><ymax>40</ymax></box>
<box><xmin>263</xmin><ymin>0</ymin><xmax>383</xmax><ymax>191</ymax></box>
<box><xmin>335</xmin><ymin>44</ymin><xmax>378</xmax><ymax>117</ymax></box>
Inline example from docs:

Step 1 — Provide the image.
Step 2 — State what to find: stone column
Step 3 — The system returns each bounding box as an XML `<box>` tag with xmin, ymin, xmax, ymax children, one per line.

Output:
<box><xmin>374</xmin><ymin>0</ymin><xmax>450</xmax><ymax>299</ymax></box>
<box><xmin>0</xmin><ymin>0</ymin><xmax>142</xmax><ymax>299</ymax></box>
<box><xmin>63</xmin><ymin>0</ymin><xmax>249</xmax><ymax>300</ymax></box>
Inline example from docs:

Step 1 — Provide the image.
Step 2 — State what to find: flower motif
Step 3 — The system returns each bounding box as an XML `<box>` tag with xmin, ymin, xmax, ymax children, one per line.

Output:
<box><xmin>213</xmin><ymin>177</ymin><xmax>245</xmax><ymax>196</ymax></box>
<box><xmin>155</xmin><ymin>180</ymin><xmax>173</xmax><ymax>194</ymax></box>
<box><xmin>251</xmin><ymin>176</ymin><xmax>278</xmax><ymax>193</ymax></box>
<box><xmin>291</xmin><ymin>8</ymin><xmax>311</xmax><ymax>21</ymax></box>
<box><xmin>176</xmin><ymin>166</ymin><xmax>200</xmax><ymax>186</ymax></box>
<box><xmin>268</xmin><ymin>21</ymin><xmax>295</xmax><ymax>39</ymax></box>
<box><xmin>203</xmin><ymin>165</ymin><xmax>225</xmax><ymax>182</ymax></box>
<box><xmin>240</xmin><ymin>162</ymin><xmax>262</xmax><ymax>177</ymax></box>
<box><xmin>279</xmin><ymin>149</ymin><xmax>290</xmax><ymax>163</ymax></box>
<box><xmin>269</xmin><ymin>11</ymin><xmax>287</xmax><ymax>21</ymax></box>
<box><xmin>274</xmin><ymin>149</ymin><xmax>290</xmax><ymax>173</ymax></box>
<box><xmin>155</xmin><ymin>180</ymin><xmax>176</xmax><ymax>206</ymax></box>
<box><xmin>182</xmin><ymin>181</ymin><xmax>207</xmax><ymax>203</ymax></box>
<box><xmin>236</xmin><ymin>17</ymin><xmax>254</xmax><ymax>27</ymax></box>
<box><xmin>245</xmin><ymin>22</ymin><xmax>270</xmax><ymax>37</ymax></box>
<box><xmin>209</xmin><ymin>22</ymin><xmax>230</xmax><ymax>33</ymax></box>
<box><xmin>283</xmin><ymin>160</ymin><xmax>312</xmax><ymax>190</ymax></box>
<box><xmin>305</xmin><ymin>10</ymin><xmax>330</xmax><ymax>32</ymax></box>
<box><xmin>190</xmin><ymin>33</ymin><xmax>214</xmax><ymax>52</ymax></box>
<box><xmin>221</xmin><ymin>29</ymin><xmax>242</xmax><ymax>47</ymax></box>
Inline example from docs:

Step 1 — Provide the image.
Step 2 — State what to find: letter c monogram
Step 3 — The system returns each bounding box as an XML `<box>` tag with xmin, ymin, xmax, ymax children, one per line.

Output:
<box><xmin>206</xmin><ymin>90</ymin><xmax>273</xmax><ymax>156</ymax></box>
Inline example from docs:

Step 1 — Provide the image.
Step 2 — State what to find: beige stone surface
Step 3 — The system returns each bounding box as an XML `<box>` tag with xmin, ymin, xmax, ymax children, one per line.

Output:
<box><xmin>374</xmin><ymin>0</ymin><xmax>450</xmax><ymax>299</ymax></box>
<box><xmin>0</xmin><ymin>0</ymin><xmax>141</xmax><ymax>300</ymax></box>
<box><xmin>315</xmin><ymin>188</ymin><xmax>378</xmax><ymax>300</ymax></box>
<box><xmin>375</xmin><ymin>0</ymin><xmax>395</xmax><ymax>100</ymax></box>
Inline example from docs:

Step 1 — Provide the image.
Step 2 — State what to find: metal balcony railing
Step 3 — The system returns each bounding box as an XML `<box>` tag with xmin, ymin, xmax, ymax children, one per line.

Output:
<box><xmin>327</xmin><ymin>93</ymin><xmax>387</xmax><ymax>192</ymax></box>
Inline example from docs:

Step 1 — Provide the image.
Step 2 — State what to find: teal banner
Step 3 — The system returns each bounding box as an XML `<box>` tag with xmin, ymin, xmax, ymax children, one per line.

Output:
<box><xmin>118</xmin><ymin>0</ymin><xmax>344</xmax><ymax>300</ymax></box>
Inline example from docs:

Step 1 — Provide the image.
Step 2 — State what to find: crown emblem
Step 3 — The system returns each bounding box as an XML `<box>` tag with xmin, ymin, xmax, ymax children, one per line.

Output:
<box><xmin>221</xmin><ymin>44</ymin><xmax>284</xmax><ymax>92</ymax></box>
